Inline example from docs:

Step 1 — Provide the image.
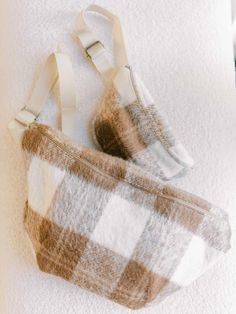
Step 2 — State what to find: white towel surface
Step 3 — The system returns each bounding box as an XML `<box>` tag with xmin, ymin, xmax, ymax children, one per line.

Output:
<box><xmin>1</xmin><ymin>0</ymin><xmax>236</xmax><ymax>313</ymax></box>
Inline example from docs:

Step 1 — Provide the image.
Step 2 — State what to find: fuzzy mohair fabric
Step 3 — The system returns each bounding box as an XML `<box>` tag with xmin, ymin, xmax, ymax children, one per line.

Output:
<box><xmin>92</xmin><ymin>69</ymin><xmax>193</xmax><ymax>181</ymax></box>
<box><xmin>2</xmin><ymin>1</ymin><xmax>236</xmax><ymax>314</ymax></box>
<box><xmin>22</xmin><ymin>122</ymin><xmax>230</xmax><ymax>309</ymax></box>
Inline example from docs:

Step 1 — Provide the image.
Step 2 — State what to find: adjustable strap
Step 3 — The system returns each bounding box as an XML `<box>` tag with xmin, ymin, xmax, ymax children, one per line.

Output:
<box><xmin>75</xmin><ymin>4</ymin><xmax>128</xmax><ymax>80</ymax></box>
<box><xmin>8</xmin><ymin>51</ymin><xmax>77</xmax><ymax>142</ymax></box>
<box><xmin>232</xmin><ymin>0</ymin><xmax>236</xmax><ymax>61</ymax></box>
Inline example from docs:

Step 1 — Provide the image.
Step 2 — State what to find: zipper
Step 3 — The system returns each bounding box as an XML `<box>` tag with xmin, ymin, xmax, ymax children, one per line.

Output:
<box><xmin>29</xmin><ymin>122</ymin><xmax>223</xmax><ymax>221</ymax></box>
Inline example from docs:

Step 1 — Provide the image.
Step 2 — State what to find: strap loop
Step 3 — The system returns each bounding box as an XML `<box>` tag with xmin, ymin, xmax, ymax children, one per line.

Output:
<box><xmin>14</xmin><ymin>109</ymin><xmax>38</xmax><ymax>127</ymax></box>
<box><xmin>8</xmin><ymin>51</ymin><xmax>77</xmax><ymax>142</ymax></box>
<box><xmin>75</xmin><ymin>5</ymin><xmax>128</xmax><ymax>80</ymax></box>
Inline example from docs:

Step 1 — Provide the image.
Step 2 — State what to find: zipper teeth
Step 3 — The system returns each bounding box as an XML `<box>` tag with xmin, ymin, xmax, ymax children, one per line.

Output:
<box><xmin>31</xmin><ymin>123</ymin><xmax>221</xmax><ymax>220</ymax></box>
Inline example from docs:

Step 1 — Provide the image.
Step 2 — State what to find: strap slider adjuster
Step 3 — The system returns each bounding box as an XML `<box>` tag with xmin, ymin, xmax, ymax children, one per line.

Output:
<box><xmin>85</xmin><ymin>41</ymin><xmax>104</xmax><ymax>59</ymax></box>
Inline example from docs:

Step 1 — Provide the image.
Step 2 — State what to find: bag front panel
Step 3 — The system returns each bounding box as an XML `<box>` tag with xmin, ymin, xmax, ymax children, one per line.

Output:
<box><xmin>22</xmin><ymin>124</ymin><xmax>230</xmax><ymax>309</ymax></box>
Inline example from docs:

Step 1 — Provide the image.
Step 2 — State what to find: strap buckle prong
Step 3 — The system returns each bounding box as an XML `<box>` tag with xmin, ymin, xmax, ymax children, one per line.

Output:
<box><xmin>85</xmin><ymin>41</ymin><xmax>104</xmax><ymax>59</ymax></box>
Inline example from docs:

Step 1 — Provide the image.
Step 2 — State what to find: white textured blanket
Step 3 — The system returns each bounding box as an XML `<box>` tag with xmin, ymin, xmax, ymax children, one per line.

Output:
<box><xmin>1</xmin><ymin>0</ymin><xmax>236</xmax><ymax>313</ymax></box>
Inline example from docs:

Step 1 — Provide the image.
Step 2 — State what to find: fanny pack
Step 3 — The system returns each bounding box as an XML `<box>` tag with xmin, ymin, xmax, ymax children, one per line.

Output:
<box><xmin>75</xmin><ymin>5</ymin><xmax>194</xmax><ymax>181</ymax></box>
<box><xmin>8</xmin><ymin>51</ymin><xmax>231</xmax><ymax>309</ymax></box>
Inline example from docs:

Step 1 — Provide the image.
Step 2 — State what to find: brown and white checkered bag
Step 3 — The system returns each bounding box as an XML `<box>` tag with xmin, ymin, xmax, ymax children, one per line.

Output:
<box><xmin>8</xmin><ymin>51</ymin><xmax>231</xmax><ymax>309</ymax></box>
<box><xmin>22</xmin><ymin>122</ymin><xmax>230</xmax><ymax>309</ymax></box>
<box><xmin>75</xmin><ymin>5</ymin><xmax>194</xmax><ymax>181</ymax></box>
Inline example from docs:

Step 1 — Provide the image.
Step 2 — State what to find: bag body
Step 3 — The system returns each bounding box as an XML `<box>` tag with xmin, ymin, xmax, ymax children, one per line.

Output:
<box><xmin>92</xmin><ymin>66</ymin><xmax>193</xmax><ymax>180</ymax></box>
<box><xmin>75</xmin><ymin>5</ymin><xmax>194</xmax><ymax>180</ymax></box>
<box><xmin>22</xmin><ymin>122</ymin><xmax>230</xmax><ymax>310</ymax></box>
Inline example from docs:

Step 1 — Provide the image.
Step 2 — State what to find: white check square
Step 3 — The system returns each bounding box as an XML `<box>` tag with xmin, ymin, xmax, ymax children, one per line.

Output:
<box><xmin>91</xmin><ymin>194</ymin><xmax>150</xmax><ymax>258</ymax></box>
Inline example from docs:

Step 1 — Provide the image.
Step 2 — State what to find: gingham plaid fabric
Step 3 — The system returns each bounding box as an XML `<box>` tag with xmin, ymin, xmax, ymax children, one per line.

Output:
<box><xmin>22</xmin><ymin>122</ymin><xmax>231</xmax><ymax>310</ymax></box>
<box><xmin>92</xmin><ymin>67</ymin><xmax>194</xmax><ymax>181</ymax></box>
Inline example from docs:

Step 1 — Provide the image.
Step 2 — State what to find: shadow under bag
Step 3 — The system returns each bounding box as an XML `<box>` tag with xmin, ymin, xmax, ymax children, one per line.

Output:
<box><xmin>75</xmin><ymin>5</ymin><xmax>194</xmax><ymax>181</ymax></box>
<box><xmin>8</xmin><ymin>52</ymin><xmax>231</xmax><ymax>309</ymax></box>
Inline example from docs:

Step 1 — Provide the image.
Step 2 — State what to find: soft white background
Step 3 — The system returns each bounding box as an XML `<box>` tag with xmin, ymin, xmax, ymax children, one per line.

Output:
<box><xmin>1</xmin><ymin>0</ymin><xmax>236</xmax><ymax>313</ymax></box>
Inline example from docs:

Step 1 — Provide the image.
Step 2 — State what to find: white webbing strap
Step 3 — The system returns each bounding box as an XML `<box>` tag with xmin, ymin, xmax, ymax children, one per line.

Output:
<box><xmin>8</xmin><ymin>52</ymin><xmax>77</xmax><ymax>142</ymax></box>
<box><xmin>75</xmin><ymin>4</ymin><xmax>128</xmax><ymax>80</ymax></box>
